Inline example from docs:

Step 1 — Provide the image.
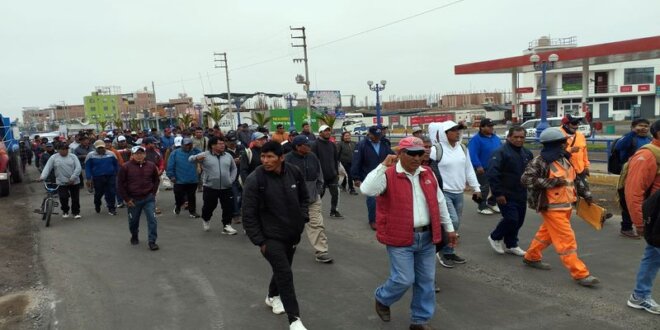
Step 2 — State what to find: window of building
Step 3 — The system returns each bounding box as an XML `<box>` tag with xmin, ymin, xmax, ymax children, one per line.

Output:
<box><xmin>613</xmin><ymin>96</ymin><xmax>637</xmax><ymax>110</ymax></box>
<box><xmin>103</xmin><ymin>106</ymin><xmax>108</xmax><ymax>111</ymax></box>
<box><xmin>624</xmin><ymin>67</ymin><xmax>654</xmax><ymax>84</ymax></box>
<box><xmin>562</xmin><ymin>73</ymin><xmax>582</xmax><ymax>91</ymax></box>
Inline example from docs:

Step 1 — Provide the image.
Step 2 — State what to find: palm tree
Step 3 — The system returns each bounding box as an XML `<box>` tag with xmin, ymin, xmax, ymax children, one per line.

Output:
<box><xmin>315</xmin><ymin>112</ymin><xmax>337</xmax><ymax>129</ymax></box>
<box><xmin>251</xmin><ymin>111</ymin><xmax>271</xmax><ymax>128</ymax></box>
<box><xmin>129</xmin><ymin>119</ymin><xmax>141</xmax><ymax>131</ymax></box>
<box><xmin>179</xmin><ymin>113</ymin><xmax>194</xmax><ymax>129</ymax></box>
<box><xmin>113</xmin><ymin>119</ymin><xmax>123</xmax><ymax>130</ymax></box>
<box><xmin>207</xmin><ymin>106</ymin><xmax>228</xmax><ymax>127</ymax></box>
<box><xmin>97</xmin><ymin>119</ymin><xmax>108</xmax><ymax>131</ymax></box>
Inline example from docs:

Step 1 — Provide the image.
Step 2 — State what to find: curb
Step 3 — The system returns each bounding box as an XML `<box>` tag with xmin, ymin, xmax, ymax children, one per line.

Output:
<box><xmin>589</xmin><ymin>173</ymin><xmax>619</xmax><ymax>187</ymax></box>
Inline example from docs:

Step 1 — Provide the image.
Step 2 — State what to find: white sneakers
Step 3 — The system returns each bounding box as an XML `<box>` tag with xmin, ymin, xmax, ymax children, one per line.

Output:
<box><xmin>289</xmin><ymin>318</ymin><xmax>307</xmax><ymax>330</ymax></box>
<box><xmin>487</xmin><ymin>236</ymin><xmax>504</xmax><ymax>254</ymax></box>
<box><xmin>504</xmin><ymin>246</ymin><xmax>526</xmax><ymax>256</ymax></box>
<box><xmin>478</xmin><ymin>208</ymin><xmax>495</xmax><ymax>215</ymax></box>
<box><xmin>74</xmin><ymin>214</ymin><xmax>81</xmax><ymax>219</ymax></box>
<box><xmin>62</xmin><ymin>213</ymin><xmax>70</xmax><ymax>218</ymax></box>
<box><xmin>202</xmin><ymin>220</ymin><xmax>210</xmax><ymax>232</ymax></box>
<box><xmin>222</xmin><ymin>224</ymin><xmax>238</xmax><ymax>235</ymax></box>
<box><xmin>489</xmin><ymin>204</ymin><xmax>501</xmax><ymax>213</ymax></box>
<box><xmin>265</xmin><ymin>295</ymin><xmax>285</xmax><ymax>314</ymax></box>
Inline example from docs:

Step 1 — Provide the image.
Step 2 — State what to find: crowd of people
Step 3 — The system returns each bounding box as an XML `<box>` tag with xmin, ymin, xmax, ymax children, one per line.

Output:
<box><xmin>26</xmin><ymin>117</ymin><xmax>660</xmax><ymax>329</ymax></box>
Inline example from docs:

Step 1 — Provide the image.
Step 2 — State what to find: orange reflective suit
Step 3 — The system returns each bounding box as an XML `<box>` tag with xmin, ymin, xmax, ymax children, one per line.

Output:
<box><xmin>524</xmin><ymin>158</ymin><xmax>590</xmax><ymax>280</ymax></box>
<box><xmin>561</xmin><ymin>127</ymin><xmax>590</xmax><ymax>174</ymax></box>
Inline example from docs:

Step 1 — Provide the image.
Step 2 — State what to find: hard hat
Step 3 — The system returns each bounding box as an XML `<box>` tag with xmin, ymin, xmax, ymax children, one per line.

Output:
<box><xmin>539</xmin><ymin>127</ymin><xmax>567</xmax><ymax>144</ymax></box>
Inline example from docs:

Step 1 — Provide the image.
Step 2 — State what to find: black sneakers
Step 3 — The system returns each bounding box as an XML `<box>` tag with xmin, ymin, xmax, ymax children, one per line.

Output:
<box><xmin>329</xmin><ymin>211</ymin><xmax>344</xmax><ymax>218</ymax></box>
<box><xmin>148</xmin><ymin>242</ymin><xmax>159</xmax><ymax>251</ymax></box>
<box><xmin>130</xmin><ymin>235</ymin><xmax>139</xmax><ymax>245</ymax></box>
<box><xmin>174</xmin><ymin>206</ymin><xmax>181</xmax><ymax>215</ymax></box>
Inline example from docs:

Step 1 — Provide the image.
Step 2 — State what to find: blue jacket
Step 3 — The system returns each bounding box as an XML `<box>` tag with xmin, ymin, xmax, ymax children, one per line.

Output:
<box><xmin>350</xmin><ymin>138</ymin><xmax>394</xmax><ymax>181</ymax></box>
<box><xmin>487</xmin><ymin>142</ymin><xmax>533</xmax><ymax>203</ymax></box>
<box><xmin>85</xmin><ymin>151</ymin><xmax>119</xmax><ymax>179</ymax></box>
<box><xmin>160</xmin><ymin>135</ymin><xmax>175</xmax><ymax>154</ymax></box>
<box><xmin>467</xmin><ymin>132</ymin><xmax>502</xmax><ymax>169</ymax></box>
<box><xmin>616</xmin><ymin>131</ymin><xmax>652</xmax><ymax>162</ymax></box>
<box><xmin>166</xmin><ymin>147</ymin><xmax>201</xmax><ymax>184</ymax></box>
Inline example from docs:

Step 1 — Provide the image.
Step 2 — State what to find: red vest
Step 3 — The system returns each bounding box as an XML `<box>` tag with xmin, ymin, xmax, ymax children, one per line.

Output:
<box><xmin>376</xmin><ymin>165</ymin><xmax>443</xmax><ymax>246</ymax></box>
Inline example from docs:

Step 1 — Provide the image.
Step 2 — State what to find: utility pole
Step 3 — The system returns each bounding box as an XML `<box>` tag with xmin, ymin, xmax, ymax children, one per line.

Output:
<box><xmin>214</xmin><ymin>52</ymin><xmax>233</xmax><ymax>128</ymax></box>
<box><xmin>290</xmin><ymin>26</ymin><xmax>312</xmax><ymax>126</ymax></box>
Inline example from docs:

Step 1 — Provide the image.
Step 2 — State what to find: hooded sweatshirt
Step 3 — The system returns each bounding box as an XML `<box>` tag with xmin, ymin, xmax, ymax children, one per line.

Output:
<box><xmin>428</xmin><ymin>121</ymin><xmax>480</xmax><ymax>194</ymax></box>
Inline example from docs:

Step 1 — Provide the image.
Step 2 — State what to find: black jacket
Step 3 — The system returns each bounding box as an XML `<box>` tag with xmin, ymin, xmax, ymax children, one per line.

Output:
<box><xmin>242</xmin><ymin>163</ymin><xmax>310</xmax><ymax>246</ymax></box>
<box><xmin>239</xmin><ymin>146</ymin><xmax>262</xmax><ymax>183</ymax></box>
<box><xmin>487</xmin><ymin>142</ymin><xmax>533</xmax><ymax>203</ymax></box>
<box><xmin>311</xmin><ymin>138</ymin><xmax>339</xmax><ymax>181</ymax></box>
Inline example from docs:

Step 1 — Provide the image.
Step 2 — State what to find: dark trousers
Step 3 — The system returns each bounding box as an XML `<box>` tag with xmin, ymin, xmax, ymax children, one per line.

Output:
<box><xmin>489</xmin><ymin>200</ymin><xmax>526</xmax><ymax>248</ymax></box>
<box><xmin>93</xmin><ymin>175</ymin><xmax>116</xmax><ymax>212</ymax></box>
<box><xmin>232</xmin><ymin>181</ymin><xmax>242</xmax><ymax>216</ymax></box>
<box><xmin>321</xmin><ymin>176</ymin><xmax>339</xmax><ymax>213</ymax></box>
<box><xmin>201</xmin><ymin>187</ymin><xmax>233</xmax><ymax>225</ymax></box>
<box><xmin>476</xmin><ymin>172</ymin><xmax>496</xmax><ymax>210</ymax></box>
<box><xmin>58</xmin><ymin>184</ymin><xmax>80</xmax><ymax>215</ymax></box>
<box><xmin>263</xmin><ymin>239</ymin><xmax>300</xmax><ymax>323</ymax></box>
<box><xmin>619</xmin><ymin>189</ymin><xmax>633</xmax><ymax>231</ymax></box>
<box><xmin>174</xmin><ymin>183</ymin><xmax>197</xmax><ymax>215</ymax></box>
<box><xmin>340</xmin><ymin>161</ymin><xmax>354</xmax><ymax>191</ymax></box>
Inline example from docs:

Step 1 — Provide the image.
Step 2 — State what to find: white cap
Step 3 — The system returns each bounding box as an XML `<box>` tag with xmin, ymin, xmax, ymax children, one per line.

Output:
<box><xmin>117</xmin><ymin>135</ymin><xmax>127</xmax><ymax>142</ymax></box>
<box><xmin>318</xmin><ymin>125</ymin><xmax>330</xmax><ymax>133</ymax></box>
<box><xmin>174</xmin><ymin>136</ymin><xmax>183</xmax><ymax>147</ymax></box>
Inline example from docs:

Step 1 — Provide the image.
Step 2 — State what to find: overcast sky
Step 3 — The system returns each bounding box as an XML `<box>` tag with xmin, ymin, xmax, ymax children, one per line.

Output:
<box><xmin>1</xmin><ymin>0</ymin><xmax>659</xmax><ymax>121</ymax></box>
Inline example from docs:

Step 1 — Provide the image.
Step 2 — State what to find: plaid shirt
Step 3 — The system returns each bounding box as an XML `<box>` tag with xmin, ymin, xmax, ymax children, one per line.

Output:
<box><xmin>522</xmin><ymin>155</ymin><xmax>591</xmax><ymax>211</ymax></box>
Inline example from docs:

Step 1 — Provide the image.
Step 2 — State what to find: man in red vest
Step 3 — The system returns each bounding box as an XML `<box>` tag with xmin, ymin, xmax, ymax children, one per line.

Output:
<box><xmin>361</xmin><ymin>137</ymin><xmax>456</xmax><ymax>330</ymax></box>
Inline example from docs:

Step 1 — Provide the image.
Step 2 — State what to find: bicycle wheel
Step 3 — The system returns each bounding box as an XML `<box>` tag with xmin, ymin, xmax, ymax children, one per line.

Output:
<box><xmin>44</xmin><ymin>198</ymin><xmax>54</xmax><ymax>227</ymax></box>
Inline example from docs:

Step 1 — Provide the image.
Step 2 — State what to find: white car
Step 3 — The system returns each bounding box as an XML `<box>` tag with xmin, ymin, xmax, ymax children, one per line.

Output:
<box><xmin>521</xmin><ymin>117</ymin><xmax>592</xmax><ymax>138</ymax></box>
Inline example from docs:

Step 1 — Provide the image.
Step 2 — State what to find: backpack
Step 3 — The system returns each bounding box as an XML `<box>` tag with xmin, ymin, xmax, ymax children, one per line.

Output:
<box><xmin>608</xmin><ymin>136</ymin><xmax>637</xmax><ymax>174</ymax></box>
<box><xmin>433</xmin><ymin>142</ymin><xmax>467</xmax><ymax>163</ymax></box>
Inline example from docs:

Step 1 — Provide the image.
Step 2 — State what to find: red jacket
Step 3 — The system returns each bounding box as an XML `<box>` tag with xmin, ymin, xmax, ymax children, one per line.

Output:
<box><xmin>376</xmin><ymin>165</ymin><xmax>442</xmax><ymax>246</ymax></box>
<box><xmin>117</xmin><ymin>160</ymin><xmax>160</xmax><ymax>202</ymax></box>
<box><xmin>625</xmin><ymin>140</ymin><xmax>660</xmax><ymax>229</ymax></box>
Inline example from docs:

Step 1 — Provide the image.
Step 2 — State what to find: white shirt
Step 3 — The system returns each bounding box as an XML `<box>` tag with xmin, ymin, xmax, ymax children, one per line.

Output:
<box><xmin>430</xmin><ymin>142</ymin><xmax>481</xmax><ymax>194</ymax></box>
<box><xmin>360</xmin><ymin>162</ymin><xmax>454</xmax><ymax>232</ymax></box>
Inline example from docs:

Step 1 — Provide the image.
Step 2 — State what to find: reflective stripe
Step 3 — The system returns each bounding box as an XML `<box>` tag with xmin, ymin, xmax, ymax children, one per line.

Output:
<box><xmin>547</xmin><ymin>203</ymin><xmax>572</xmax><ymax>209</ymax></box>
<box><xmin>558</xmin><ymin>249</ymin><xmax>577</xmax><ymax>256</ymax></box>
<box><xmin>533</xmin><ymin>237</ymin><xmax>551</xmax><ymax>246</ymax></box>
<box><xmin>549</xmin><ymin>163</ymin><xmax>559</xmax><ymax>173</ymax></box>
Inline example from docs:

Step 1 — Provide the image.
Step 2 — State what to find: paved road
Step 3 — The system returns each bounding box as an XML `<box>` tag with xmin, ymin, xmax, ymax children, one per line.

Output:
<box><xmin>16</xmin><ymin>173</ymin><xmax>658</xmax><ymax>329</ymax></box>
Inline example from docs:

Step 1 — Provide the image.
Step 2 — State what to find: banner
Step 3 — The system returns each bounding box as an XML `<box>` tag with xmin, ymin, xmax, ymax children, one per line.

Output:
<box><xmin>309</xmin><ymin>91</ymin><xmax>341</xmax><ymax>114</ymax></box>
<box><xmin>269</xmin><ymin>108</ymin><xmax>319</xmax><ymax>132</ymax></box>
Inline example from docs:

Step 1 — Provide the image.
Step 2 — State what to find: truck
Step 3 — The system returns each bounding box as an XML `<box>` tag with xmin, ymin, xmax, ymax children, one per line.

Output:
<box><xmin>0</xmin><ymin>114</ymin><xmax>24</xmax><ymax>197</ymax></box>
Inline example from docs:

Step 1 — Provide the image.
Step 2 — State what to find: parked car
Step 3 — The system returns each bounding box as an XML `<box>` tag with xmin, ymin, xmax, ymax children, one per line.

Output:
<box><xmin>521</xmin><ymin>117</ymin><xmax>592</xmax><ymax>137</ymax></box>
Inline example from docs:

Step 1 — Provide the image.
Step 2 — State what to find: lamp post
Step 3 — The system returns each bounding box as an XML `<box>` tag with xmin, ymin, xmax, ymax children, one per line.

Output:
<box><xmin>121</xmin><ymin>112</ymin><xmax>129</xmax><ymax>130</ymax></box>
<box><xmin>295</xmin><ymin>74</ymin><xmax>312</xmax><ymax>126</ymax></box>
<box><xmin>530</xmin><ymin>53</ymin><xmax>558</xmax><ymax>138</ymax></box>
<box><xmin>165</xmin><ymin>106</ymin><xmax>175</xmax><ymax>129</ymax></box>
<box><xmin>142</xmin><ymin>109</ymin><xmax>150</xmax><ymax>130</ymax></box>
<box><xmin>231</xmin><ymin>97</ymin><xmax>246</xmax><ymax>126</ymax></box>
<box><xmin>367</xmin><ymin>80</ymin><xmax>387</xmax><ymax>128</ymax></box>
<box><xmin>284</xmin><ymin>93</ymin><xmax>298</xmax><ymax>131</ymax></box>
<box><xmin>193</xmin><ymin>103</ymin><xmax>203</xmax><ymax>128</ymax></box>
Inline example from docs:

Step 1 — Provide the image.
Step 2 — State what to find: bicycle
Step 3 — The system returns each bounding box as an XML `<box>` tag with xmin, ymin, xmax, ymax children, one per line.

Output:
<box><xmin>34</xmin><ymin>182</ymin><xmax>60</xmax><ymax>227</ymax></box>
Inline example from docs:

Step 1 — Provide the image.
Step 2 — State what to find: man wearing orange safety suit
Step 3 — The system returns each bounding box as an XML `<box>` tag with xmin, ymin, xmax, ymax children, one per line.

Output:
<box><xmin>560</xmin><ymin>115</ymin><xmax>590</xmax><ymax>178</ymax></box>
<box><xmin>521</xmin><ymin>127</ymin><xmax>600</xmax><ymax>287</ymax></box>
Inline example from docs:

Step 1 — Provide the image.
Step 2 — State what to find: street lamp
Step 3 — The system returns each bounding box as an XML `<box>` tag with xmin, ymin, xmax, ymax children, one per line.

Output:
<box><xmin>368</xmin><ymin>80</ymin><xmax>387</xmax><ymax>128</ymax></box>
<box><xmin>142</xmin><ymin>109</ymin><xmax>150</xmax><ymax>130</ymax></box>
<box><xmin>193</xmin><ymin>103</ymin><xmax>203</xmax><ymax>128</ymax></box>
<box><xmin>231</xmin><ymin>97</ymin><xmax>246</xmax><ymax>126</ymax></box>
<box><xmin>295</xmin><ymin>74</ymin><xmax>312</xmax><ymax>125</ymax></box>
<box><xmin>284</xmin><ymin>93</ymin><xmax>298</xmax><ymax>131</ymax></box>
<box><xmin>530</xmin><ymin>53</ymin><xmax>558</xmax><ymax>138</ymax></box>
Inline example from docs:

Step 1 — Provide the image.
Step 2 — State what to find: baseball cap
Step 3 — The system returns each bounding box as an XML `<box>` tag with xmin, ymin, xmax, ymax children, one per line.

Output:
<box><xmin>252</xmin><ymin>132</ymin><xmax>267</xmax><ymax>140</ymax></box>
<box><xmin>103</xmin><ymin>138</ymin><xmax>112</xmax><ymax>143</ymax></box>
<box><xmin>45</xmin><ymin>142</ymin><xmax>54</xmax><ymax>148</ymax></box>
<box><xmin>480</xmin><ymin>118</ymin><xmax>494</xmax><ymax>127</ymax></box>
<box><xmin>398</xmin><ymin>137</ymin><xmax>424</xmax><ymax>151</ymax></box>
<box><xmin>563</xmin><ymin>115</ymin><xmax>581</xmax><ymax>124</ymax></box>
<box><xmin>412</xmin><ymin>126</ymin><xmax>423</xmax><ymax>133</ymax></box>
<box><xmin>107</xmin><ymin>131</ymin><xmax>114</xmax><ymax>137</ymax></box>
<box><xmin>368</xmin><ymin>125</ymin><xmax>382</xmax><ymax>137</ymax></box>
<box><xmin>292</xmin><ymin>135</ymin><xmax>310</xmax><ymax>147</ymax></box>
<box><xmin>225</xmin><ymin>134</ymin><xmax>237</xmax><ymax>142</ymax></box>
<box><xmin>182</xmin><ymin>138</ymin><xmax>193</xmax><ymax>145</ymax></box>
<box><xmin>134</xmin><ymin>138</ymin><xmax>143</xmax><ymax>145</ymax></box>
<box><xmin>276</xmin><ymin>124</ymin><xmax>284</xmax><ymax>129</ymax></box>
<box><xmin>93</xmin><ymin>140</ymin><xmax>105</xmax><ymax>149</ymax></box>
<box><xmin>117</xmin><ymin>135</ymin><xmax>127</xmax><ymax>142</ymax></box>
<box><xmin>144</xmin><ymin>137</ymin><xmax>156</xmax><ymax>144</ymax></box>
<box><xmin>131</xmin><ymin>131</ymin><xmax>137</xmax><ymax>135</ymax></box>
<box><xmin>174</xmin><ymin>136</ymin><xmax>183</xmax><ymax>147</ymax></box>
<box><xmin>289</xmin><ymin>129</ymin><xmax>299</xmax><ymax>136</ymax></box>
<box><xmin>318</xmin><ymin>125</ymin><xmax>330</xmax><ymax>133</ymax></box>
<box><xmin>131</xmin><ymin>146</ymin><xmax>146</xmax><ymax>154</ymax></box>
<box><xmin>444</xmin><ymin>121</ymin><xmax>467</xmax><ymax>132</ymax></box>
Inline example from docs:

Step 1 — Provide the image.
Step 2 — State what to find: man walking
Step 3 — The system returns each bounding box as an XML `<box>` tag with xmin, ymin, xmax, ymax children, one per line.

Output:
<box><xmin>285</xmin><ymin>135</ymin><xmax>333</xmax><ymax>263</ymax></box>
<box><xmin>624</xmin><ymin>119</ymin><xmax>660</xmax><ymax>314</ymax></box>
<box><xmin>74</xmin><ymin>136</ymin><xmax>94</xmax><ymax>188</ymax></box>
<box><xmin>39</xmin><ymin>143</ymin><xmax>82</xmax><ymax>219</ymax></box>
<box><xmin>311</xmin><ymin>125</ymin><xmax>342</xmax><ymax>218</ymax></box>
<box><xmin>521</xmin><ymin>128</ymin><xmax>599</xmax><ymax>287</ymax></box>
<box><xmin>486</xmin><ymin>127</ymin><xmax>533</xmax><ymax>256</ymax></box>
<box><xmin>271</xmin><ymin>124</ymin><xmax>289</xmax><ymax>143</ymax></box>
<box><xmin>167</xmin><ymin>138</ymin><xmax>202</xmax><ymax>218</ymax></box>
<box><xmin>429</xmin><ymin>120</ymin><xmax>481</xmax><ymax>268</ymax></box>
<box><xmin>467</xmin><ymin>118</ymin><xmax>501</xmax><ymax>215</ymax></box>
<box><xmin>337</xmin><ymin>131</ymin><xmax>357</xmax><ymax>195</ymax></box>
<box><xmin>240</xmin><ymin>132</ymin><xmax>267</xmax><ymax>184</ymax></box>
<box><xmin>85</xmin><ymin>140</ymin><xmax>120</xmax><ymax>215</ymax></box>
<box><xmin>361</xmin><ymin>137</ymin><xmax>455</xmax><ymax>330</ymax></box>
<box><xmin>191</xmin><ymin>137</ymin><xmax>238</xmax><ymax>234</ymax></box>
<box><xmin>117</xmin><ymin>146</ymin><xmax>161</xmax><ymax>250</ymax></box>
<box><xmin>242</xmin><ymin>141</ymin><xmax>310</xmax><ymax>330</ymax></box>
<box><xmin>351</xmin><ymin>126</ymin><xmax>394</xmax><ymax>230</ymax></box>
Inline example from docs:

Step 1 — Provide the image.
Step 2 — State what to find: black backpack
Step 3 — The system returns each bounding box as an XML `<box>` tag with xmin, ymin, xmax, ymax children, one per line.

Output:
<box><xmin>643</xmin><ymin>188</ymin><xmax>660</xmax><ymax>247</ymax></box>
<box><xmin>608</xmin><ymin>136</ymin><xmax>637</xmax><ymax>174</ymax></box>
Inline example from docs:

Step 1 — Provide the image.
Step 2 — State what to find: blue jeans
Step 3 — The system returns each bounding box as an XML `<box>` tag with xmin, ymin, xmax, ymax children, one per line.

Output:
<box><xmin>490</xmin><ymin>200</ymin><xmax>526</xmax><ymax>249</ymax></box>
<box><xmin>441</xmin><ymin>191</ymin><xmax>463</xmax><ymax>255</ymax></box>
<box><xmin>366</xmin><ymin>196</ymin><xmax>376</xmax><ymax>224</ymax></box>
<box><xmin>375</xmin><ymin>231</ymin><xmax>436</xmax><ymax>324</ymax></box>
<box><xmin>633</xmin><ymin>244</ymin><xmax>660</xmax><ymax>299</ymax></box>
<box><xmin>128</xmin><ymin>195</ymin><xmax>158</xmax><ymax>243</ymax></box>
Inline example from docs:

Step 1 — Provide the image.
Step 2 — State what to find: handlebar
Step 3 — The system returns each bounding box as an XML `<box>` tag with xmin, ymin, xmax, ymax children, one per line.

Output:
<box><xmin>43</xmin><ymin>182</ymin><xmax>60</xmax><ymax>193</ymax></box>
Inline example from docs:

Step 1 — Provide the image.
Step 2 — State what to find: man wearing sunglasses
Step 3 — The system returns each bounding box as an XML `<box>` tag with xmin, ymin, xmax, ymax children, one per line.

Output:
<box><xmin>361</xmin><ymin>137</ymin><xmax>455</xmax><ymax>330</ymax></box>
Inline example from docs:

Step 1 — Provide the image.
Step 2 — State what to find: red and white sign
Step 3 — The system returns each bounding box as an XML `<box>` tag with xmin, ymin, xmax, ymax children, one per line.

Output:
<box><xmin>390</xmin><ymin>116</ymin><xmax>400</xmax><ymax>124</ymax></box>
<box><xmin>515</xmin><ymin>87</ymin><xmax>534</xmax><ymax>93</ymax></box>
<box><xmin>638</xmin><ymin>84</ymin><xmax>651</xmax><ymax>92</ymax></box>
<box><xmin>410</xmin><ymin>114</ymin><xmax>454</xmax><ymax>125</ymax></box>
<box><xmin>656</xmin><ymin>75</ymin><xmax>660</xmax><ymax>86</ymax></box>
<box><xmin>620</xmin><ymin>85</ymin><xmax>633</xmax><ymax>92</ymax></box>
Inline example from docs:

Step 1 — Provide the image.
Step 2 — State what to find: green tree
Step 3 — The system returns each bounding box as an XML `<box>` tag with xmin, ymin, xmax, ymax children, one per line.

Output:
<box><xmin>129</xmin><ymin>119</ymin><xmax>141</xmax><ymax>131</ymax></box>
<box><xmin>207</xmin><ymin>106</ymin><xmax>228</xmax><ymax>127</ymax></box>
<box><xmin>315</xmin><ymin>112</ymin><xmax>337</xmax><ymax>129</ymax></box>
<box><xmin>251</xmin><ymin>111</ymin><xmax>271</xmax><ymax>128</ymax></box>
<box><xmin>113</xmin><ymin>119</ymin><xmax>124</xmax><ymax>130</ymax></box>
<box><xmin>179</xmin><ymin>114</ymin><xmax>194</xmax><ymax>129</ymax></box>
<box><xmin>97</xmin><ymin>119</ymin><xmax>108</xmax><ymax>131</ymax></box>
